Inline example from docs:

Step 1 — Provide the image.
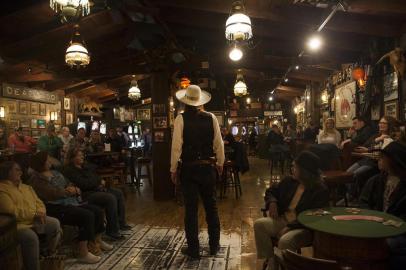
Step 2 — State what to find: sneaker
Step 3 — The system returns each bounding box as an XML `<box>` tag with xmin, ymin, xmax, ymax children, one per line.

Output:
<box><xmin>100</xmin><ymin>240</ymin><xmax>114</xmax><ymax>251</ymax></box>
<box><xmin>181</xmin><ymin>246</ymin><xmax>200</xmax><ymax>259</ymax></box>
<box><xmin>106</xmin><ymin>233</ymin><xmax>125</xmax><ymax>240</ymax></box>
<box><xmin>77</xmin><ymin>252</ymin><xmax>101</xmax><ymax>264</ymax></box>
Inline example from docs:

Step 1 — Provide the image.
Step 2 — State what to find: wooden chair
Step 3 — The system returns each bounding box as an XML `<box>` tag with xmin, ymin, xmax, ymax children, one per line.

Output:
<box><xmin>276</xmin><ymin>249</ymin><xmax>351</xmax><ymax>270</ymax></box>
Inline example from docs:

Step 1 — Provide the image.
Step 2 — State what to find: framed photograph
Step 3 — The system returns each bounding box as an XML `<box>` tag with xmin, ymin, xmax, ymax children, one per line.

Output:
<box><xmin>153</xmin><ymin>116</ymin><xmax>167</xmax><ymax>129</ymax></box>
<box><xmin>153</xmin><ymin>104</ymin><xmax>166</xmax><ymax>114</ymax></box>
<box><xmin>154</xmin><ymin>131</ymin><xmax>165</xmax><ymax>142</ymax></box>
<box><xmin>9</xmin><ymin>119</ymin><xmax>19</xmax><ymax>129</ymax></box>
<box><xmin>383</xmin><ymin>72</ymin><xmax>398</xmax><ymax>102</ymax></box>
<box><xmin>19</xmin><ymin>102</ymin><xmax>28</xmax><ymax>114</ymax></box>
<box><xmin>20</xmin><ymin>119</ymin><xmax>30</xmax><ymax>128</ymax></box>
<box><xmin>31</xmin><ymin>119</ymin><xmax>37</xmax><ymax>128</ymax></box>
<box><xmin>63</xmin><ymin>97</ymin><xmax>71</xmax><ymax>110</ymax></box>
<box><xmin>137</xmin><ymin>109</ymin><xmax>151</xmax><ymax>121</ymax></box>
<box><xmin>384</xmin><ymin>100</ymin><xmax>398</xmax><ymax>120</ymax></box>
<box><xmin>39</xmin><ymin>103</ymin><xmax>46</xmax><ymax>116</ymax></box>
<box><xmin>31</xmin><ymin>130</ymin><xmax>40</xmax><ymax>138</ymax></box>
<box><xmin>113</xmin><ymin>108</ymin><xmax>120</xmax><ymax>119</ymax></box>
<box><xmin>8</xmin><ymin>101</ymin><xmax>17</xmax><ymax>114</ymax></box>
<box><xmin>30</xmin><ymin>103</ymin><xmax>39</xmax><ymax>115</ymax></box>
<box><xmin>65</xmin><ymin>112</ymin><xmax>73</xmax><ymax>125</ymax></box>
<box><xmin>334</xmin><ymin>81</ymin><xmax>356</xmax><ymax>128</ymax></box>
<box><xmin>371</xmin><ymin>104</ymin><xmax>381</xmax><ymax>121</ymax></box>
<box><xmin>37</xmin><ymin>119</ymin><xmax>46</xmax><ymax>129</ymax></box>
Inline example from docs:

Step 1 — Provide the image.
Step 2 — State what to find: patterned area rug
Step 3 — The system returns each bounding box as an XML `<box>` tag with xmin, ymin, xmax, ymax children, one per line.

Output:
<box><xmin>65</xmin><ymin>225</ymin><xmax>242</xmax><ymax>270</ymax></box>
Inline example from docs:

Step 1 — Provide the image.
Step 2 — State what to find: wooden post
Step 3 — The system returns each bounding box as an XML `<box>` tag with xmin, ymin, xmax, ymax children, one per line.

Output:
<box><xmin>151</xmin><ymin>72</ymin><xmax>174</xmax><ymax>200</ymax></box>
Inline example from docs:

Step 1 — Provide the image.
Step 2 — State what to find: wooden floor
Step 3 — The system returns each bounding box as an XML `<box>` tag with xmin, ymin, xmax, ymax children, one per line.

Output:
<box><xmin>67</xmin><ymin>157</ymin><xmax>271</xmax><ymax>270</ymax></box>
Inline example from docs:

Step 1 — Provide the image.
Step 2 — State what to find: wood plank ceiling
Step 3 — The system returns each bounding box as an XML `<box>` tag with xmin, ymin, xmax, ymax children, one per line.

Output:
<box><xmin>0</xmin><ymin>0</ymin><xmax>405</xmax><ymax>104</ymax></box>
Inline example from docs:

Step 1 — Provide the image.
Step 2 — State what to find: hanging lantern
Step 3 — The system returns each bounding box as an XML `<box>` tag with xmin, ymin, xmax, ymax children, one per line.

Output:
<box><xmin>50</xmin><ymin>0</ymin><xmax>90</xmax><ymax>22</ymax></box>
<box><xmin>180</xmin><ymin>77</ymin><xmax>191</xmax><ymax>89</ymax></box>
<box><xmin>352</xmin><ymin>66</ymin><xmax>366</xmax><ymax>90</ymax></box>
<box><xmin>128</xmin><ymin>80</ymin><xmax>141</xmax><ymax>101</ymax></box>
<box><xmin>225</xmin><ymin>1</ymin><xmax>253</xmax><ymax>41</ymax></box>
<box><xmin>65</xmin><ymin>25</ymin><xmax>90</xmax><ymax>68</ymax></box>
<box><xmin>234</xmin><ymin>71</ymin><xmax>248</xmax><ymax>97</ymax></box>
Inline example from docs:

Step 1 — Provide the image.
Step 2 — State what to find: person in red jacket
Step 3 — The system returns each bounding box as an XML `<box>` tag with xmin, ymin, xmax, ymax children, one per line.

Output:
<box><xmin>8</xmin><ymin>127</ymin><xmax>36</xmax><ymax>153</ymax></box>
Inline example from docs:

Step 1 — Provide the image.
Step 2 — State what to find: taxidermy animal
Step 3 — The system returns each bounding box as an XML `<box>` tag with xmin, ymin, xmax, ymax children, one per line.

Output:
<box><xmin>376</xmin><ymin>47</ymin><xmax>405</xmax><ymax>78</ymax></box>
<box><xmin>80</xmin><ymin>101</ymin><xmax>102</xmax><ymax>113</ymax></box>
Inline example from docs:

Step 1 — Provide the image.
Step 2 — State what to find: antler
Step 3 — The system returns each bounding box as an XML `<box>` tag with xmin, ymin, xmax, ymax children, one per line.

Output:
<box><xmin>376</xmin><ymin>51</ymin><xmax>391</xmax><ymax>64</ymax></box>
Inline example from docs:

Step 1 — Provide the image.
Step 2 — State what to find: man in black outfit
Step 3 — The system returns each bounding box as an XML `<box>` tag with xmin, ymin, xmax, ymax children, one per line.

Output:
<box><xmin>171</xmin><ymin>85</ymin><xmax>225</xmax><ymax>259</ymax></box>
<box><xmin>341</xmin><ymin>116</ymin><xmax>375</xmax><ymax>148</ymax></box>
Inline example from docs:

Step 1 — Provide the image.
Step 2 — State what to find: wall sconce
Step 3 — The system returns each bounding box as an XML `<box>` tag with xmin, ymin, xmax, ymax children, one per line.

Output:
<box><xmin>50</xmin><ymin>111</ymin><xmax>58</xmax><ymax>121</ymax></box>
<box><xmin>0</xmin><ymin>106</ymin><xmax>5</xmax><ymax>118</ymax></box>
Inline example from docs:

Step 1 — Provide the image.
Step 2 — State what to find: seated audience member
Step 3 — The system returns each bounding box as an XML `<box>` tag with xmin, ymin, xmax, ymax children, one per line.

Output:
<box><xmin>341</xmin><ymin>116</ymin><xmax>375</xmax><ymax>148</ymax></box>
<box><xmin>0</xmin><ymin>161</ymin><xmax>61</xmax><ymax>270</ymax></box>
<box><xmin>38</xmin><ymin>124</ymin><xmax>63</xmax><ymax>160</ymax></box>
<box><xmin>317</xmin><ymin>118</ymin><xmax>342</xmax><ymax>147</ymax></box>
<box><xmin>283</xmin><ymin>124</ymin><xmax>296</xmax><ymax>144</ymax></box>
<box><xmin>58</xmin><ymin>126</ymin><xmax>74</xmax><ymax>158</ymax></box>
<box><xmin>63</xmin><ymin>148</ymin><xmax>131</xmax><ymax>240</ymax></box>
<box><xmin>359</xmin><ymin>141</ymin><xmax>406</xmax><ymax>270</ymax></box>
<box><xmin>303</xmin><ymin>122</ymin><xmax>318</xmax><ymax>144</ymax></box>
<box><xmin>105</xmin><ymin>128</ymin><xmax>125</xmax><ymax>152</ymax></box>
<box><xmin>254</xmin><ymin>151</ymin><xmax>329</xmax><ymax>269</ymax></box>
<box><xmin>70</xmin><ymin>127</ymin><xmax>89</xmax><ymax>152</ymax></box>
<box><xmin>30</xmin><ymin>151</ymin><xmax>113</xmax><ymax>264</ymax></box>
<box><xmin>221</xmin><ymin>127</ymin><xmax>236</xmax><ymax>146</ymax></box>
<box><xmin>347</xmin><ymin>116</ymin><xmax>399</xmax><ymax>198</ymax></box>
<box><xmin>267</xmin><ymin>124</ymin><xmax>289</xmax><ymax>156</ymax></box>
<box><xmin>8</xmin><ymin>127</ymin><xmax>37</xmax><ymax>153</ymax></box>
<box><xmin>87</xmin><ymin>130</ymin><xmax>104</xmax><ymax>154</ymax></box>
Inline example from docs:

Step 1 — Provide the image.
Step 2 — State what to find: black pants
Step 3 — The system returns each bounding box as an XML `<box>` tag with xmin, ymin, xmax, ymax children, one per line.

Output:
<box><xmin>46</xmin><ymin>203</ymin><xmax>105</xmax><ymax>241</ymax></box>
<box><xmin>180</xmin><ymin>165</ymin><xmax>220</xmax><ymax>252</ymax></box>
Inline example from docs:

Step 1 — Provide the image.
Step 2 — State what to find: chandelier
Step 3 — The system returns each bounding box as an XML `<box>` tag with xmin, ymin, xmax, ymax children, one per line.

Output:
<box><xmin>65</xmin><ymin>25</ymin><xmax>90</xmax><ymax>68</ymax></box>
<box><xmin>50</xmin><ymin>0</ymin><xmax>90</xmax><ymax>22</ymax></box>
<box><xmin>225</xmin><ymin>1</ymin><xmax>253</xmax><ymax>41</ymax></box>
<box><xmin>234</xmin><ymin>71</ymin><xmax>248</xmax><ymax>97</ymax></box>
<box><xmin>128</xmin><ymin>80</ymin><xmax>141</xmax><ymax>101</ymax></box>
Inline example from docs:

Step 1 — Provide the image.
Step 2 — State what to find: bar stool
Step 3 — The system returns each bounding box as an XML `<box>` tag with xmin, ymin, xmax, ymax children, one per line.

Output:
<box><xmin>269</xmin><ymin>149</ymin><xmax>286</xmax><ymax>176</ymax></box>
<box><xmin>322</xmin><ymin>170</ymin><xmax>354</xmax><ymax>207</ymax></box>
<box><xmin>220</xmin><ymin>160</ymin><xmax>242</xmax><ymax>199</ymax></box>
<box><xmin>136</xmin><ymin>157</ymin><xmax>152</xmax><ymax>187</ymax></box>
<box><xmin>111</xmin><ymin>162</ymin><xmax>127</xmax><ymax>185</ymax></box>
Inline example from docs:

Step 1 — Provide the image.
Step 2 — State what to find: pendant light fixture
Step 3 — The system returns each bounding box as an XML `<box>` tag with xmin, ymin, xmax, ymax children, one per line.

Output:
<box><xmin>128</xmin><ymin>79</ymin><xmax>141</xmax><ymax>101</ymax></box>
<box><xmin>50</xmin><ymin>0</ymin><xmax>90</xmax><ymax>22</ymax></box>
<box><xmin>65</xmin><ymin>24</ymin><xmax>90</xmax><ymax>68</ymax></box>
<box><xmin>234</xmin><ymin>70</ymin><xmax>248</xmax><ymax>97</ymax></box>
<box><xmin>225</xmin><ymin>0</ymin><xmax>253</xmax><ymax>41</ymax></box>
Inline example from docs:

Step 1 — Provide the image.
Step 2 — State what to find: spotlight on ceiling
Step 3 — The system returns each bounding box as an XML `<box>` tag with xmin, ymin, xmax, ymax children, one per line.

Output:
<box><xmin>307</xmin><ymin>35</ymin><xmax>322</xmax><ymax>51</ymax></box>
<box><xmin>284</xmin><ymin>78</ymin><xmax>289</xmax><ymax>83</ymax></box>
<box><xmin>269</xmin><ymin>96</ymin><xmax>273</xmax><ymax>101</ymax></box>
<box><xmin>229</xmin><ymin>46</ymin><xmax>243</xmax><ymax>61</ymax></box>
<box><xmin>295</xmin><ymin>65</ymin><xmax>300</xmax><ymax>70</ymax></box>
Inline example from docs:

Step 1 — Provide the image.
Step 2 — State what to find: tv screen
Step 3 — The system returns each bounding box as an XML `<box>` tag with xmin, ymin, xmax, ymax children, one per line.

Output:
<box><xmin>77</xmin><ymin>122</ymin><xmax>86</xmax><ymax>130</ymax></box>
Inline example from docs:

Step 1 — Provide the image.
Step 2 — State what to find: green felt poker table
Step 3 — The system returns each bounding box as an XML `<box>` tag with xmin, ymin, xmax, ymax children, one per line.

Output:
<box><xmin>298</xmin><ymin>207</ymin><xmax>406</xmax><ymax>270</ymax></box>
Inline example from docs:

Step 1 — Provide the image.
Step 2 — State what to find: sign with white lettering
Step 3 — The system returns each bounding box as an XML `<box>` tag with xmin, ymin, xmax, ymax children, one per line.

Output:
<box><xmin>2</xmin><ymin>83</ymin><xmax>58</xmax><ymax>104</ymax></box>
<box><xmin>264</xmin><ymin>110</ymin><xmax>283</xmax><ymax>116</ymax></box>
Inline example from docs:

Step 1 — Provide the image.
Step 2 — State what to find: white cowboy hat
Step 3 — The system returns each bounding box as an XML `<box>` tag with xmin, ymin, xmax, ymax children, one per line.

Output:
<box><xmin>175</xmin><ymin>85</ymin><xmax>211</xmax><ymax>106</ymax></box>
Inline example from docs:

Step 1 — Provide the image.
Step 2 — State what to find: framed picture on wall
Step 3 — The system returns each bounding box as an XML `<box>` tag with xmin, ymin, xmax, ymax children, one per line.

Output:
<box><xmin>39</xmin><ymin>104</ymin><xmax>46</xmax><ymax>116</ymax></box>
<box><xmin>383</xmin><ymin>72</ymin><xmax>398</xmax><ymax>102</ymax></box>
<box><xmin>19</xmin><ymin>102</ymin><xmax>28</xmax><ymax>114</ymax></box>
<box><xmin>137</xmin><ymin>109</ymin><xmax>151</xmax><ymax>120</ymax></box>
<box><xmin>37</xmin><ymin>119</ymin><xmax>46</xmax><ymax>129</ymax></box>
<box><xmin>371</xmin><ymin>104</ymin><xmax>381</xmax><ymax>121</ymax></box>
<box><xmin>30</xmin><ymin>103</ymin><xmax>39</xmax><ymax>115</ymax></box>
<box><xmin>154</xmin><ymin>131</ymin><xmax>165</xmax><ymax>142</ymax></box>
<box><xmin>63</xmin><ymin>97</ymin><xmax>71</xmax><ymax>110</ymax></box>
<box><xmin>113</xmin><ymin>108</ymin><xmax>120</xmax><ymax>119</ymax></box>
<box><xmin>8</xmin><ymin>101</ymin><xmax>17</xmax><ymax>114</ymax></box>
<box><xmin>31</xmin><ymin>119</ymin><xmax>37</xmax><ymax>128</ymax></box>
<box><xmin>153</xmin><ymin>116</ymin><xmax>167</xmax><ymax>129</ymax></box>
<box><xmin>31</xmin><ymin>130</ymin><xmax>40</xmax><ymax>138</ymax></box>
<box><xmin>65</xmin><ymin>112</ymin><xmax>73</xmax><ymax>125</ymax></box>
<box><xmin>9</xmin><ymin>119</ymin><xmax>19</xmax><ymax>129</ymax></box>
<box><xmin>334</xmin><ymin>81</ymin><xmax>356</xmax><ymax>128</ymax></box>
<box><xmin>153</xmin><ymin>104</ymin><xmax>166</xmax><ymax>114</ymax></box>
<box><xmin>20</xmin><ymin>119</ymin><xmax>30</xmax><ymax>128</ymax></box>
<box><xmin>384</xmin><ymin>100</ymin><xmax>398</xmax><ymax>120</ymax></box>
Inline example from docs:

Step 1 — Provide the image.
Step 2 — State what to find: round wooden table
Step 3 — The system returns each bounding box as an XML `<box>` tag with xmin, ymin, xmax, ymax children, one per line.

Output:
<box><xmin>298</xmin><ymin>207</ymin><xmax>406</xmax><ymax>270</ymax></box>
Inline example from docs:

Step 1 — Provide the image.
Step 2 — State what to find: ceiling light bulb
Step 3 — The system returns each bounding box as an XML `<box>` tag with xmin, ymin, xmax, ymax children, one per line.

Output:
<box><xmin>229</xmin><ymin>47</ymin><xmax>243</xmax><ymax>61</ymax></box>
<box><xmin>284</xmin><ymin>78</ymin><xmax>289</xmax><ymax>83</ymax></box>
<box><xmin>295</xmin><ymin>65</ymin><xmax>299</xmax><ymax>70</ymax></box>
<box><xmin>269</xmin><ymin>96</ymin><xmax>273</xmax><ymax>101</ymax></box>
<box><xmin>307</xmin><ymin>35</ymin><xmax>322</xmax><ymax>51</ymax></box>
<box><xmin>246</xmin><ymin>97</ymin><xmax>251</xmax><ymax>104</ymax></box>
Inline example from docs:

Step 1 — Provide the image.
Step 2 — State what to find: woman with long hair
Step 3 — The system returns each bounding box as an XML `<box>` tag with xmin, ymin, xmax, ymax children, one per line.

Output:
<box><xmin>318</xmin><ymin>118</ymin><xmax>341</xmax><ymax>147</ymax></box>
<box><xmin>30</xmin><ymin>151</ymin><xmax>113</xmax><ymax>264</ymax></box>
<box><xmin>254</xmin><ymin>151</ymin><xmax>329</xmax><ymax>270</ymax></box>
